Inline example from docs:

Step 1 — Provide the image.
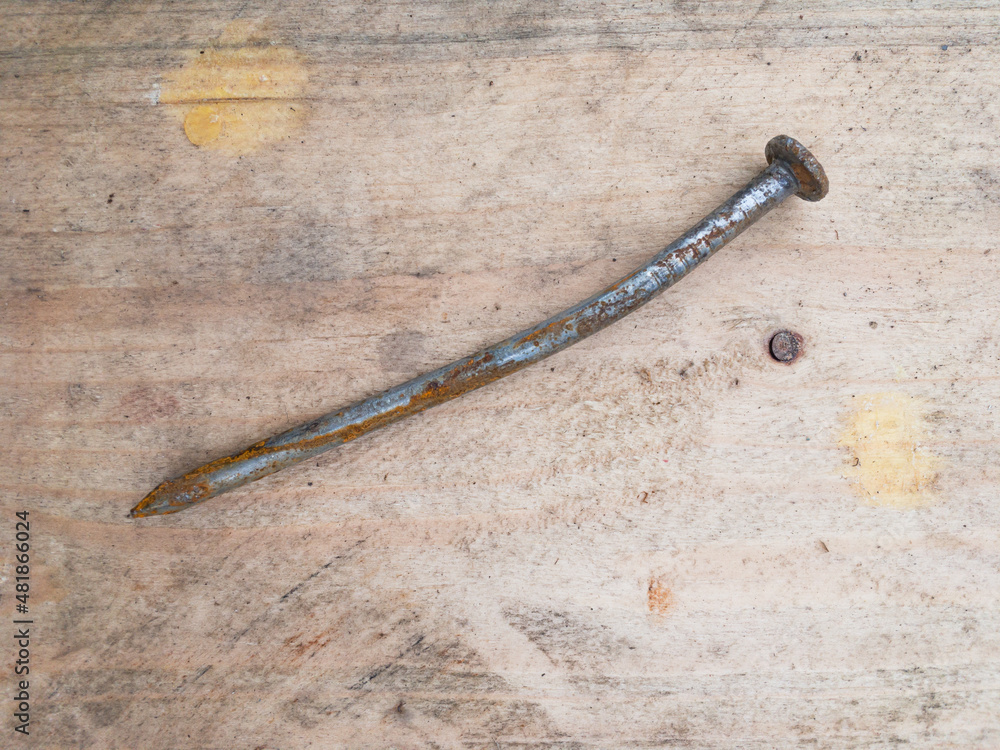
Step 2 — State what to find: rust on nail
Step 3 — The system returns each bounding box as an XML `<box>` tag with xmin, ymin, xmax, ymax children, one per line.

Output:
<box><xmin>131</xmin><ymin>135</ymin><xmax>828</xmax><ymax>518</ymax></box>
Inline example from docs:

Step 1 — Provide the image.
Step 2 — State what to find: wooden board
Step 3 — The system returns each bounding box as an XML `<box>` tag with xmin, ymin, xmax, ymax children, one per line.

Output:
<box><xmin>2</xmin><ymin>1</ymin><xmax>999</xmax><ymax>747</ymax></box>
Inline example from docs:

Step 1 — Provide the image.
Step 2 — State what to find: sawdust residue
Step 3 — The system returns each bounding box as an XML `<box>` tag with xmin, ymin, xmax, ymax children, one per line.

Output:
<box><xmin>840</xmin><ymin>392</ymin><xmax>941</xmax><ymax>509</ymax></box>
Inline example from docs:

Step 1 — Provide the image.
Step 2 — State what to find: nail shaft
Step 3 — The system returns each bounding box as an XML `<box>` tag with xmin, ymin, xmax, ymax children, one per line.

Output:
<box><xmin>131</xmin><ymin>135</ymin><xmax>828</xmax><ymax>518</ymax></box>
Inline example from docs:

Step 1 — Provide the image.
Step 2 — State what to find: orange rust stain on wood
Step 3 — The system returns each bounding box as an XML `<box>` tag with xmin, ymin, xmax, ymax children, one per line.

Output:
<box><xmin>647</xmin><ymin>577</ymin><xmax>674</xmax><ymax>616</ymax></box>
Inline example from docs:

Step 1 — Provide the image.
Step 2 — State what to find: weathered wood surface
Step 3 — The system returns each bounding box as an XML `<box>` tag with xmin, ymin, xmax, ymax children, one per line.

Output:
<box><xmin>2</xmin><ymin>1</ymin><xmax>999</xmax><ymax>747</ymax></box>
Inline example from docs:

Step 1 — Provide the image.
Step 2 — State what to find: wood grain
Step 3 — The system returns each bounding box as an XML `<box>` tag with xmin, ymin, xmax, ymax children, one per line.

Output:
<box><xmin>2</xmin><ymin>1</ymin><xmax>999</xmax><ymax>747</ymax></box>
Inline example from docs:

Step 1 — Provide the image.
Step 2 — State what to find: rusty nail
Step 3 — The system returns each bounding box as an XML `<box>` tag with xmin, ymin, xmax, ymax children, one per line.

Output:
<box><xmin>131</xmin><ymin>135</ymin><xmax>828</xmax><ymax>518</ymax></box>
<box><xmin>769</xmin><ymin>330</ymin><xmax>803</xmax><ymax>363</ymax></box>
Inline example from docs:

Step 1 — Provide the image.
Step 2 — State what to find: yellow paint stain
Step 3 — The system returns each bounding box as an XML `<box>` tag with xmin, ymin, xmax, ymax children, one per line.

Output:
<box><xmin>840</xmin><ymin>392</ymin><xmax>941</xmax><ymax>509</ymax></box>
<box><xmin>159</xmin><ymin>20</ymin><xmax>308</xmax><ymax>153</ymax></box>
<box><xmin>182</xmin><ymin>104</ymin><xmax>223</xmax><ymax>145</ymax></box>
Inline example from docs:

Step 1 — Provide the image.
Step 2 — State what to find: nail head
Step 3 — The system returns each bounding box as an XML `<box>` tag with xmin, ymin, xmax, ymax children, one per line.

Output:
<box><xmin>765</xmin><ymin>135</ymin><xmax>829</xmax><ymax>202</ymax></box>
<box><xmin>769</xmin><ymin>330</ymin><xmax>803</xmax><ymax>363</ymax></box>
